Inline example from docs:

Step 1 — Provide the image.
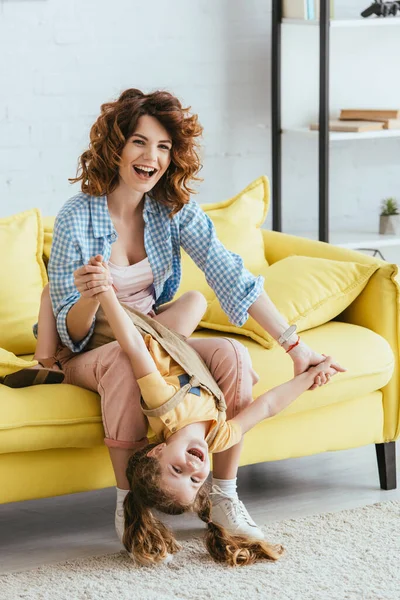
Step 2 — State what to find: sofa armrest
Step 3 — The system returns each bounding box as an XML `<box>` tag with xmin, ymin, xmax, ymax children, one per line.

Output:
<box><xmin>262</xmin><ymin>229</ymin><xmax>400</xmax><ymax>441</ymax></box>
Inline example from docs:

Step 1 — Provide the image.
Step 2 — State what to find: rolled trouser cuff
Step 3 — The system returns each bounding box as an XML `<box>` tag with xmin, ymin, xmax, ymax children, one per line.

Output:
<box><xmin>104</xmin><ymin>436</ymin><xmax>149</xmax><ymax>451</ymax></box>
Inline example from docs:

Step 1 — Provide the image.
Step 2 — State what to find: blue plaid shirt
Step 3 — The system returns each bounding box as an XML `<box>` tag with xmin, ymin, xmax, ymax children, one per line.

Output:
<box><xmin>48</xmin><ymin>192</ymin><xmax>264</xmax><ymax>352</ymax></box>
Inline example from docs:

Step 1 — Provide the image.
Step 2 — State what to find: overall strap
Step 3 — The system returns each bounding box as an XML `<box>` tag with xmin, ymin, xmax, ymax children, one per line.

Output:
<box><xmin>140</xmin><ymin>375</ymin><xmax>200</xmax><ymax>417</ymax></box>
<box><xmin>121</xmin><ymin>303</ymin><xmax>226</xmax><ymax>411</ymax></box>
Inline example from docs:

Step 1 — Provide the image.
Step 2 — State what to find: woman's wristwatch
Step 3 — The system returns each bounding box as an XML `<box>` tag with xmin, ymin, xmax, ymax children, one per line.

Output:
<box><xmin>278</xmin><ymin>324</ymin><xmax>297</xmax><ymax>346</ymax></box>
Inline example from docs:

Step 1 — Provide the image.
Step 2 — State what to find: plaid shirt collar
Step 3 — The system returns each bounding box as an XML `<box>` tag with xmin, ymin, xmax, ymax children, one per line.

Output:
<box><xmin>89</xmin><ymin>194</ymin><xmax>161</xmax><ymax>239</ymax></box>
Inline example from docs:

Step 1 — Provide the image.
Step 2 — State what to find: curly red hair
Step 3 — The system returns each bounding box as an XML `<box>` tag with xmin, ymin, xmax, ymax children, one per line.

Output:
<box><xmin>70</xmin><ymin>89</ymin><xmax>203</xmax><ymax>216</ymax></box>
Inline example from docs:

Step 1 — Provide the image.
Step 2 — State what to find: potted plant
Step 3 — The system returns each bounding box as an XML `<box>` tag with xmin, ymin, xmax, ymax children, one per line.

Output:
<box><xmin>379</xmin><ymin>198</ymin><xmax>400</xmax><ymax>235</ymax></box>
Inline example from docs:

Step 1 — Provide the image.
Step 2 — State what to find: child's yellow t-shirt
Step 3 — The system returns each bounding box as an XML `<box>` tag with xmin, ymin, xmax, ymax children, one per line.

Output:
<box><xmin>136</xmin><ymin>334</ymin><xmax>242</xmax><ymax>453</ymax></box>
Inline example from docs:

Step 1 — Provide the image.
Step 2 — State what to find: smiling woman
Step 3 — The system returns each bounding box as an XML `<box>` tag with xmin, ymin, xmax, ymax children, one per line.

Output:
<box><xmin>69</xmin><ymin>88</ymin><xmax>203</xmax><ymax>216</ymax></box>
<box><xmin>22</xmin><ymin>86</ymin><xmax>344</xmax><ymax>570</ymax></box>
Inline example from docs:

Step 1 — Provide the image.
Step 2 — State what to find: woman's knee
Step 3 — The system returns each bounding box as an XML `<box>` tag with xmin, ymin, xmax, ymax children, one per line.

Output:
<box><xmin>181</xmin><ymin>290</ymin><xmax>207</xmax><ymax>316</ymax></box>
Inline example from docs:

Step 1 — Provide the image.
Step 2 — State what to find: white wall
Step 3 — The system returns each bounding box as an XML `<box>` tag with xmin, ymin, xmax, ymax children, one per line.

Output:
<box><xmin>0</xmin><ymin>0</ymin><xmax>399</xmax><ymax>238</ymax></box>
<box><xmin>0</xmin><ymin>0</ymin><xmax>271</xmax><ymax>219</ymax></box>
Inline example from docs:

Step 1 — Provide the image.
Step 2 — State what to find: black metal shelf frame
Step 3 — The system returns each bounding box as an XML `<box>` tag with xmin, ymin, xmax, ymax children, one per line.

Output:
<box><xmin>271</xmin><ymin>0</ymin><xmax>331</xmax><ymax>242</ymax></box>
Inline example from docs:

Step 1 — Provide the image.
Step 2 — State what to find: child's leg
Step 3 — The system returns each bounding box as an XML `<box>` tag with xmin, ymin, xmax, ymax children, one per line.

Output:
<box><xmin>34</xmin><ymin>284</ymin><xmax>61</xmax><ymax>361</ymax></box>
<box><xmin>187</xmin><ymin>337</ymin><xmax>257</xmax><ymax>480</ymax></box>
<box><xmin>187</xmin><ymin>336</ymin><xmax>263</xmax><ymax>539</ymax></box>
<box><xmin>154</xmin><ymin>291</ymin><xmax>207</xmax><ymax>338</ymax></box>
<box><xmin>2</xmin><ymin>284</ymin><xmax>64</xmax><ymax>387</ymax></box>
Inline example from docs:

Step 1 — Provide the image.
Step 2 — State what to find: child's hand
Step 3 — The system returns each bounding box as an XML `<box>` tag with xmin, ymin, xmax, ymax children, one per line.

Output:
<box><xmin>89</xmin><ymin>254</ymin><xmax>109</xmax><ymax>274</ymax></box>
<box><xmin>73</xmin><ymin>254</ymin><xmax>113</xmax><ymax>298</ymax></box>
<box><xmin>308</xmin><ymin>355</ymin><xmax>338</xmax><ymax>391</ymax></box>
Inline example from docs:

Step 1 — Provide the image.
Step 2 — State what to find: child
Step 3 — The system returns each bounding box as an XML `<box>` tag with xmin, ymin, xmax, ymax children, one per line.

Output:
<box><xmin>94</xmin><ymin>264</ymin><xmax>337</xmax><ymax>567</ymax></box>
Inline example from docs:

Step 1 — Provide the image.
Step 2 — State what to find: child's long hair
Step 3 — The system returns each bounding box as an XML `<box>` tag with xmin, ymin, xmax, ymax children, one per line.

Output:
<box><xmin>123</xmin><ymin>444</ymin><xmax>284</xmax><ymax>567</ymax></box>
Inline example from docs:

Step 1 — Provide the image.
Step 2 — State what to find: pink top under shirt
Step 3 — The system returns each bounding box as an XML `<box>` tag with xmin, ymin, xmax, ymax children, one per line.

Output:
<box><xmin>108</xmin><ymin>257</ymin><xmax>155</xmax><ymax>316</ymax></box>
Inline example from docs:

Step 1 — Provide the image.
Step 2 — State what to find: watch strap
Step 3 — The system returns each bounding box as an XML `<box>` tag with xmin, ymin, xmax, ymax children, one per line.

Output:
<box><xmin>278</xmin><ymin>324</ymin><xmax>297</xmax><ymax>346</ymax></box>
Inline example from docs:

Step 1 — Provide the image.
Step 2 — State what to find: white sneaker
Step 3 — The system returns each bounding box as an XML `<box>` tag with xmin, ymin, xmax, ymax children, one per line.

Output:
<box><xmin>210</xmin><ymin>485</ymin><xmax>264</xmax><ymax>540</ymax></box>
<box><xmin>115</xmin><ymin>507</ymin><xmax>124</xmax><ymax>544</ymax></box>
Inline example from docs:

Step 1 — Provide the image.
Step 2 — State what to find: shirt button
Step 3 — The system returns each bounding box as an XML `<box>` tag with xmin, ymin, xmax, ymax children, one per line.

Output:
<box><xmin>110</xmin><ymin>232</ymin><xmax>117</xmax><ymax>241</ymax></box>
<box><xmin>165</xmin><ymin>419</ymin><xmax>170</xmax><ymax>424</ymax></box>
<box><xmin>171</xmin><ymin>427</ymin><xmax>176</xmax><ymax>432</ymax></box>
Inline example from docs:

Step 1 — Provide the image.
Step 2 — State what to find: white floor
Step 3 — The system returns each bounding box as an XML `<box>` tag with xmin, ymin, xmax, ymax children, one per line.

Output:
<box><xmin>0</xmin><ymin>443</ymin><xmax>398</xmax><ymax>575</ymax></box>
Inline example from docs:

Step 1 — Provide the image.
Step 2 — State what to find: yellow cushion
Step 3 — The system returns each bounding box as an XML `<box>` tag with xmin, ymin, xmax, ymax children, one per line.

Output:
<box><xmin>0</xmin><ymin>349</ymin><xmax>37</xmax><ymax>378</ymax></box>
<box><xmin>200</xmin><ymin>256</ymin><xmax>379</xmax><ymax>349</ymax></box>
<box><xmin>43</xmin><ymin>216</ymin><xmax>55</xmax><ymax>266</ymax></box>
<box><xmin>0</xmin><ymin>383</ymin><xmax>103</xmax><ymax>454</ymax></box>
<box><xmin>177</xmin><ymin>176</ymin><xmax>269</xmax><ymax>300</ymax></box>
<box><xmin>0</xmin><ymin>209</ymin><xmax>47</xmax><ymax>355</ymax></box>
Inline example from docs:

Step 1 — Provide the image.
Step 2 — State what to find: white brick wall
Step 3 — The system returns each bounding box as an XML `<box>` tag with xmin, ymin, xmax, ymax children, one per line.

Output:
<box><xmin>0</xmin><ymin>0</ymin><xmax>399</xmax><ymax>238</ymax></box>
<box><xmin>0</xmin><ymin>0</ymin><xmax>272</xmax><ymax>222</ymax></box>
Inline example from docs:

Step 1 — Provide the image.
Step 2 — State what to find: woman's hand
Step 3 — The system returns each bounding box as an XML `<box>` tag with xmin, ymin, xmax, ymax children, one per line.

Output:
<box><xmin>73</xmin><ymin>254</ymin><xmax>113</xmax><ymax>298</ymax></box>
<box><xmin>289</xmin><ymin>339</ymin><xmax>346</xmax><ymax>387</ymax></box>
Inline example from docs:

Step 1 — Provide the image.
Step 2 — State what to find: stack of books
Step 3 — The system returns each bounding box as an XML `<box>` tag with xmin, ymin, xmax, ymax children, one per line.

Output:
<box><xmin>310</xmin><ymin>109</ymin><xmax>400</xmax><ymax>132</ymax></box>
<box><xmin>283</xmin><ymin>0</ymin><xmax>334</xmax><ymax>20</ymax></box>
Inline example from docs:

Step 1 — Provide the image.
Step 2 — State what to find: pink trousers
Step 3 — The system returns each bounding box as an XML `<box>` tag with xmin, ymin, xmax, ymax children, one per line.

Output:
<box><xmin>56</xmin><ymin>337</ymin><xmax>259</xmax><ymax>450</ymax></box>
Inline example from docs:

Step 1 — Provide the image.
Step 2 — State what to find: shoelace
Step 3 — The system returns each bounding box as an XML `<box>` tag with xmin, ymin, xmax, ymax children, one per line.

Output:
<box><xmin>210</xmin><ymin>485</ymin><xmax>255</xmax><ymax>526</ymax></box>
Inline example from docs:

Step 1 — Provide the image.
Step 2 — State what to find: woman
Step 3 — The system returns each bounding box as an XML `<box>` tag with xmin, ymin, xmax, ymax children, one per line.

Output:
<box><xmin>46</xmin><ymin>88</ymin><xmax>343</xmax><ymax>543</ymax></box>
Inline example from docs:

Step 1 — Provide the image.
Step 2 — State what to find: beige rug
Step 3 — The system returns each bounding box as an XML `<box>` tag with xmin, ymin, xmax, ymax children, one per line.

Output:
<box><xmin>1</xmin><ymin>501</ymin><xmax>399</xmax><ymax>600</ymax></box>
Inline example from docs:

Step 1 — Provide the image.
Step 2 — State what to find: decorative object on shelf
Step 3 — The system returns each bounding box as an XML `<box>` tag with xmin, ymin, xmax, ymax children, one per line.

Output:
<box><xmin>379</xmin><ymin>198</ymin><xmax>400</xmax><ymax>235</ymax></box>
<box><xmin>310</xmin><ymin>120</ymin><xmax>384</xmax><ymax>132</ymax></box>
<box><xmin>283</xmin><ymin>0</ymin><xmax>334</xmax><ymax>19</ymax></box>
<box><xmin>361</xmin><ymin>1</ymin><xmax>400</xmax><ymax>18</ymax></box>
<box><xmin>283</xmin><ymin>0</ymin><xmax>309</xmax><ymax>19</ymax></box>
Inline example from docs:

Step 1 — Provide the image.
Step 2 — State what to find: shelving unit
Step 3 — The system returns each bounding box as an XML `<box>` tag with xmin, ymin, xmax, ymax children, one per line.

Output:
<box><xmin>284</xmin><ymin>128</ymin><xmax>400</xmax><ymax>142</ymax></box>
<box><xmin>283</xmin><ymin>17</ymin><xmax>400</xmax><ymax>27</ymax></box>
<box><xmin>271</xmin><ymin>2</ymin><xmax>400</xmax><ymax>243</ymax></box>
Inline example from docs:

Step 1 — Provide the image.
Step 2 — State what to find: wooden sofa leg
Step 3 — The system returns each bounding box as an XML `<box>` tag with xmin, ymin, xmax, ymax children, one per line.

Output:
<box><xmin>375</xmin><ymin>442</ymin><xmax>397</xmax><ymax>490</ymax></box>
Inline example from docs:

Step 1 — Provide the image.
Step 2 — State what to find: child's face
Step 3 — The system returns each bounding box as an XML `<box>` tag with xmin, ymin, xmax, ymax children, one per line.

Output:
<box><xmin>147</xmin><ymin>437</ymin><xmax>210</xmax><ymax>504</ymax></box>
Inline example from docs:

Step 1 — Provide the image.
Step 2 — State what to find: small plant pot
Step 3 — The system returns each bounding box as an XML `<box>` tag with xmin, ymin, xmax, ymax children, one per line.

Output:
<box><xmin>379</xmin><ymin>215</ymin><xmax>400</xmax><ymax>235</ymax></box>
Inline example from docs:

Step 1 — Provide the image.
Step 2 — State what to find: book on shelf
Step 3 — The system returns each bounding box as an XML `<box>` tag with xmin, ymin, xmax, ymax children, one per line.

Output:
<box><xmin>310</xmin><ymin>120</ymin><xmax>384</xmax><ymax>132</ymax></box>
<box><xmin>283</xmin><ymin>0</ymin><xmax>334</xmax><ymax>19</ymax></box>
<box><xmin>283</xmin><ymin>0</ymin><xmax>308</xmax><ymax>19</ymax></box>
<box><xmin>383</xmin><ymin>119</ymin><xmax>400</xmax><ymax>130</ymax></box>
<box><xmin>340</xmin><ymin>109</ymin><xmax>400</xmax><ymax>121</ymax></box>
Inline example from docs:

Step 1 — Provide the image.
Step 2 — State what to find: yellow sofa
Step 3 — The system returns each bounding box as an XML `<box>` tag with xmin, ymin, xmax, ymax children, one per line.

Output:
<box><xmin>1</xmin><ymin>184</ymin><xmax>398</xmax><ymax>504</ymax></box>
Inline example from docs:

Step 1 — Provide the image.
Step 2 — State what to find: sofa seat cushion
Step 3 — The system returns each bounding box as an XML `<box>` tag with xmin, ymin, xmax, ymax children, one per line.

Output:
<box><xmin>0</xmin><ymin>322</ymin><xmax>393</xmax><ymax>455</ymax></box>
<box><xmin>194</xmin><ymin>321</ymin><xmax>394</xmax><ymax>418</ymax></box>
<box><xmin>0</xmin><ymin>383</ymin><xmax>103</xmax><ymax>455</ymax></box>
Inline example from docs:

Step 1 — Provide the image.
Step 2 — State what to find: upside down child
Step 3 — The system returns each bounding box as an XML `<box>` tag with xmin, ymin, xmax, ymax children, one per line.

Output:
<box><xmin>92</xmin><ymin>261</ymin><xmax>339</xmax><ymax>567</ymax></box>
